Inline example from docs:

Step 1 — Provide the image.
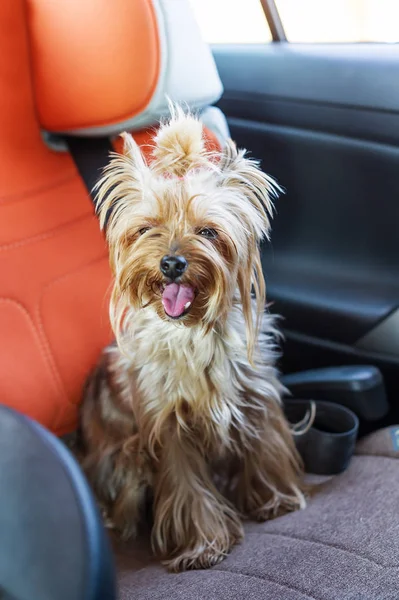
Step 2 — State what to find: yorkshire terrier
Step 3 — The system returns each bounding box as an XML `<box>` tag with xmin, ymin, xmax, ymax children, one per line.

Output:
<box><xmin>79</xmin><ymin>107</ymin><xmax>305</xmax><ymax>572</ymax></box>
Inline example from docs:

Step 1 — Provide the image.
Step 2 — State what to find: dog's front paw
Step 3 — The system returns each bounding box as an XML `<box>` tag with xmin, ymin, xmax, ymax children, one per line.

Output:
<box><xmin>249</xmin><ymin>490</ymin><xmax>306</xmax><ymax>522</ymax></box>
<box><xmin>163</xmin><ymin>517</ymin><xmax>243</xmax><ymax>572</ymax></box>
<box><xmin>154</xmin><ymin>491</ymin><xmax>244</xmax><ymax>571</ymax></box>
<box><xmin>165</xmin><ymin>543</ymin><xmax>229</xmax><ymax>572</ymax></box>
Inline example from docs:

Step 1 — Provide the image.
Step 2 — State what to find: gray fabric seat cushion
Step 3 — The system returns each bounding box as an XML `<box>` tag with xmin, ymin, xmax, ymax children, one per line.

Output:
<box><xmin>115</xmin><ymin>428</ymin><xmax>399</xmax><ymax>599</ymax></box>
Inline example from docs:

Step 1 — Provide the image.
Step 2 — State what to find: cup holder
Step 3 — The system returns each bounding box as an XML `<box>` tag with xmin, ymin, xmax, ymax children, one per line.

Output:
<box><xmin>284</xmin><ymin>399</ymin><xmax>359</xmax><ymax>475</ymax></box>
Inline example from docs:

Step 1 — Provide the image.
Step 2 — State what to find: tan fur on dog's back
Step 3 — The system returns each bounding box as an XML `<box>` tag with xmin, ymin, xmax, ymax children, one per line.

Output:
<box><xmin>80</xmin><ymin>108</ymin><xmax>305</xmax><ymax>572</ymax></box>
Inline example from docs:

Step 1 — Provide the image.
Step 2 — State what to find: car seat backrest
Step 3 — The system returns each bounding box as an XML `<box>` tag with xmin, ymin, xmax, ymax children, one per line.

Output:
<box><xmin>0</xmin><ymin>0</ymin><xmax>225</xmax><ymax>435</ymax></box>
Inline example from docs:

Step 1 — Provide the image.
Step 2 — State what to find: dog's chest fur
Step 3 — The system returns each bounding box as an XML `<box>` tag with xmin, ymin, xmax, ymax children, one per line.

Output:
<box><xmin>116</xmin><ymin>305</ymin><xmax>280</xmax><ymax>454</ymax></box>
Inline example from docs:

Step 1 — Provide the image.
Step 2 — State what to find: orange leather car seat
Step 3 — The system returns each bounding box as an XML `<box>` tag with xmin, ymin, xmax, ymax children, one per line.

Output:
<box><xmin>0</xmin><ymin>0</ymin><xmax>227</xmax><ymax>435</ymax></box>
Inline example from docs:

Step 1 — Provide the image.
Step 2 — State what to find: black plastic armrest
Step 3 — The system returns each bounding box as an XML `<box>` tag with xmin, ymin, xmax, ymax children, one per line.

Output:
<box><xmin>281</xmin><ymin>365</ymin><xmax>388</xmax><ymax>421</ymax></box>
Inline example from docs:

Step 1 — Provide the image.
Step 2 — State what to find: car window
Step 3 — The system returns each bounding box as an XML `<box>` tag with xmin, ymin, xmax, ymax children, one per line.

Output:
<box><xmin>190</xmin><ymin>0</ymin><xmax>399</xmax><ymax>44</ymax></box>
<box><xmin>275</xmin><ymin>0</ymin><xmax>399</xmax><ymax>43</ymax></box>
<box><xmin>189</xmin><ymin>0</ymin><xmax>272</xmax><ymax>43</ymax></box>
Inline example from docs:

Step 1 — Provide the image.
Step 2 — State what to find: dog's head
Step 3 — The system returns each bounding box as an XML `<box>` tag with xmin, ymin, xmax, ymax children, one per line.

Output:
<box><xmin>96</xmin><ymin>108</ymin><xmax>280</xmax><ymax>356</ymax></box>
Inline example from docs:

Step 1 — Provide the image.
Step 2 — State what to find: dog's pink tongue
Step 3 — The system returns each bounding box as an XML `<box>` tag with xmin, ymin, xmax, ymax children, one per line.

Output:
<box><xmin>162</xmin><ymin>284</ymin><xmax>195</xmax><ymax>318</ymax></box>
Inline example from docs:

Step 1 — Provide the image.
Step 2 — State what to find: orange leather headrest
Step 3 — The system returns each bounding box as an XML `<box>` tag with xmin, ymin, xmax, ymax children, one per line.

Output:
<box><xmin>26</xmin><ymin>0</ymin><xmax>223</xmax><ymax>135</ymax></box>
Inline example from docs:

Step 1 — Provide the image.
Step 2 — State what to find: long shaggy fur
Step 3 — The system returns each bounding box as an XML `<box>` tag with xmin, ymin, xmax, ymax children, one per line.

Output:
<box><xmin>79</xmin><ymin>109</ymin><xmax>305</xmax><ymax>572</ymax></box>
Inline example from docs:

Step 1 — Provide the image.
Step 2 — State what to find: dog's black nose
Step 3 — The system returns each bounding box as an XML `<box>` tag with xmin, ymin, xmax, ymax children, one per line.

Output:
<box><xmin>160</xmin><ymin>255</ymin><xmax>188</xmax><ymax>280</ymax></box>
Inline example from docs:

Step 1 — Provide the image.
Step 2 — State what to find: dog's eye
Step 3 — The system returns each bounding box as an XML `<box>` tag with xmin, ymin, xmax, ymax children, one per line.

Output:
<box><xmin>138</xmin><ymin>227</ymin><xmax>151</xmax><ymax>236</ymax></box>
<box><xmin>198</xmin><ymin>228</ymin><xmax>218</xmax><ymax>239</ymax></box>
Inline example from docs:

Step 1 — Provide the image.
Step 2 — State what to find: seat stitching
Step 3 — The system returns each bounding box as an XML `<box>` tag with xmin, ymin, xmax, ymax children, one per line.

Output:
<box><xmin>0</xmin><ymin>298</ymin><xmax>65</xmax><ymax>401</ymax></box>
<box><xmin>39</xmin><ymin>252</ymin><xmax>110</xmax><ymax>299</ymax></box>
<box><xmin>0</xmin><ymin>213</ymin><xmax>96</xmax><ymax>253</ymax></box>
<box><xmin>33</xmin><ymin>303</ymin><xmax>68</xmax><ymax>403</ymax></box>
<box><xmin>213</xmin><ymin>567</ymin><xmax>320</xmax><ymax>600</ymax></box>
<box><xmin>0</xmin><ymin>171</ymin><xmax>78</xmax><ymax>206</ymax></box>
<box><xmin>246</xmin><ymin>530</ymin><xmax>398</xmax><ymax>568</ymax></box>
<box><xmin>37</xmin><ymin>252</ymin><xmax>111</xmax><ymax>352</ymax></box>
<box><xmin>36</xmin><ymin>253</ymin><xmax>110</xmax><ymax>426</ymax></box>
<box><xmin>0</xmin><ymin>255</ymin><xmax>110</xmax><ymax>429</ymax></box>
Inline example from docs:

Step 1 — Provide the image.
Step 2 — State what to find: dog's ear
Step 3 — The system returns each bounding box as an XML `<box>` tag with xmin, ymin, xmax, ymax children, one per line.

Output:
<box><xmin>120</xmin><ymin>131</ymin><xmax>148</xmax><ymax>170</ymax></box>
<box><xmin>93</xmin><ymin>132</ymin><xmax>147</xmax><ymax>233</ymax></box>
<box><xmin>218</xmin><ymin>140</ymin><xmax>282</xmax><ymax>364</ymax></box>
<box><xmin>218</xmin><ymin>139</ymin><xmax>281</xmax><ymax>241</ymax></box>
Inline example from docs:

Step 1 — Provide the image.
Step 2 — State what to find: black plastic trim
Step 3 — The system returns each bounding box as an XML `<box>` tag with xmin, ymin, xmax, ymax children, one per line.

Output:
<box><xmin>282</xmin><ymin>365</ymin><xmax>388</xmax><ymax>421</ymax></box>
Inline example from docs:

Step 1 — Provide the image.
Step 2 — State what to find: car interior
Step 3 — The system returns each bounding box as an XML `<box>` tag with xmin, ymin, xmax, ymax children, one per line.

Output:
<box><xmin>0</xmin><ymin>0</ymin><xmax>398</xmax><ymax>598</ymax></box>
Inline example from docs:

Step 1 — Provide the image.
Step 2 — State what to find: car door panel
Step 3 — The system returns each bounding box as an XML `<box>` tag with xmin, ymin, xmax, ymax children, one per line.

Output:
<box><xmin>213</xmin><ymin>43</ymin><xmax>399</xmax><ymax>401</ymax></box>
